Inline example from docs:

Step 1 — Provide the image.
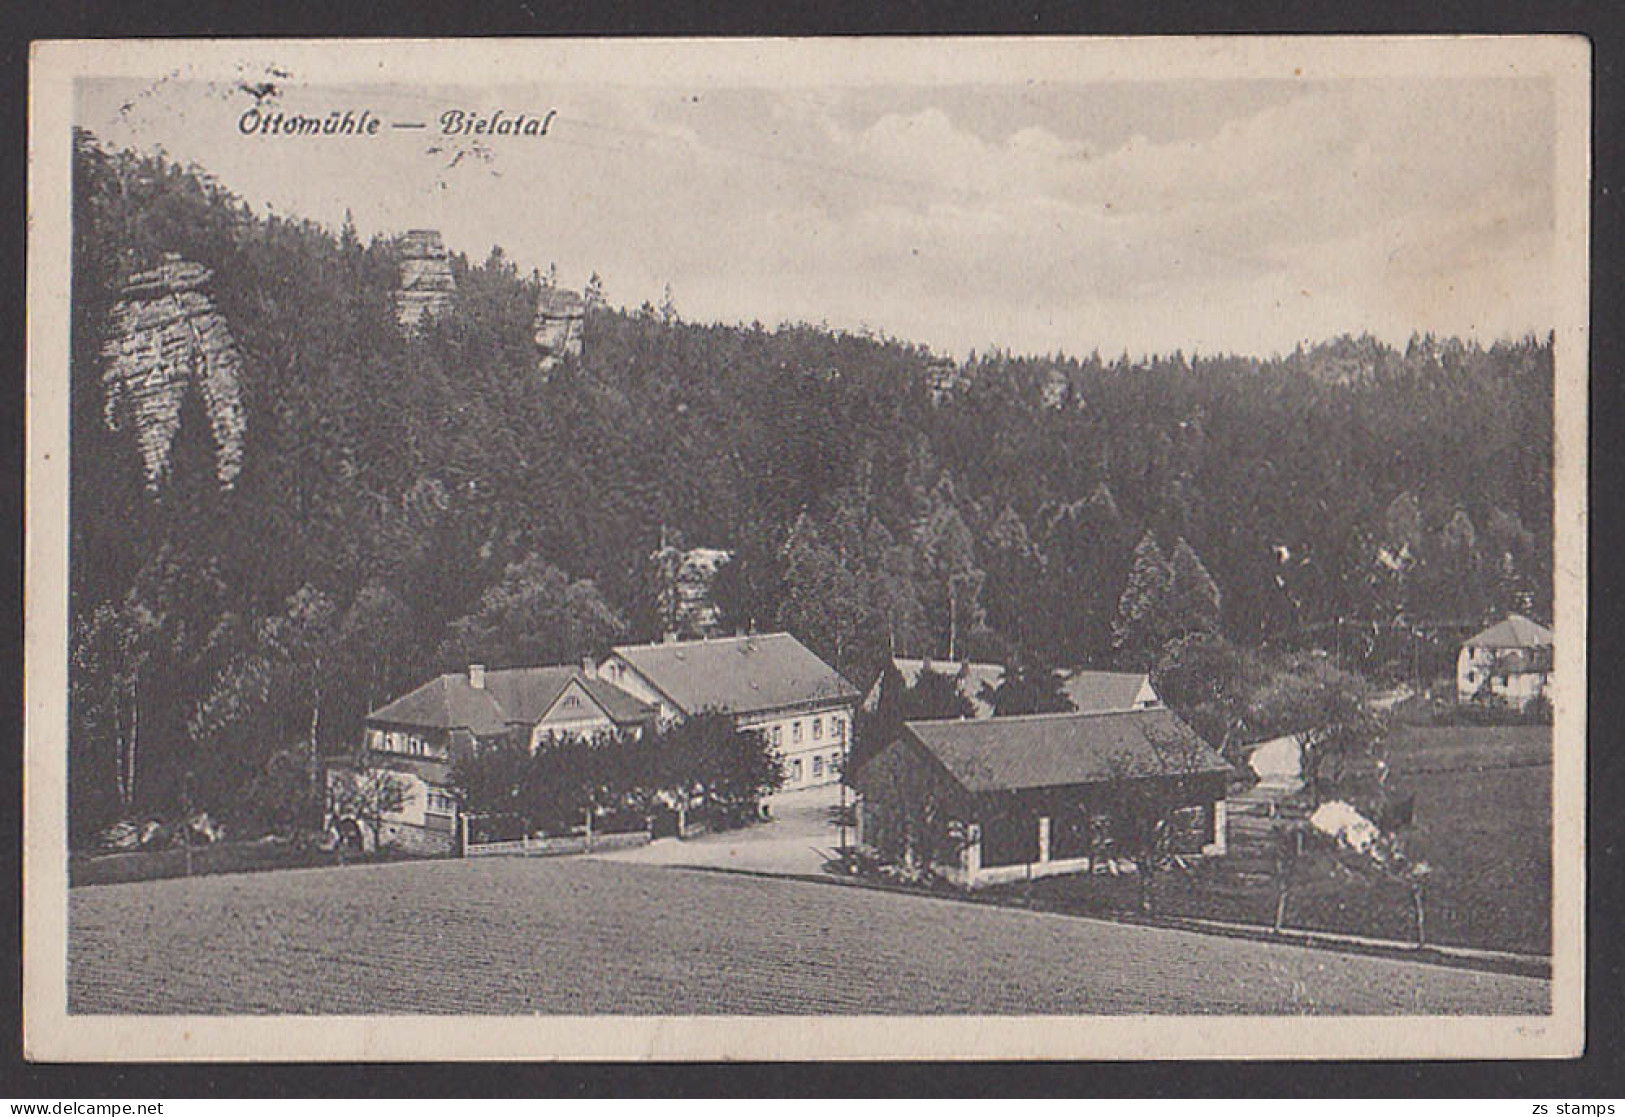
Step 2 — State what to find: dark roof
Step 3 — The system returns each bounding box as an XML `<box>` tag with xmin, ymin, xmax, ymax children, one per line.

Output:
<box><xmin>367</xmin><ymin>674</ymin><xmax>509</xmax><ymax>736</ymax></box>
<box><xmin>1463</xmin><ymin>613</ymin><xmax>1553</xmax><ymax>650</ymax></box>
<box><xmin>610</xmin><ymin>632</ymin><xmax>859</xmax><ymax>716</ymax></box>
<box><xmin>368</xmin><ymin>667</ymin><xmax>654</xmax><ymax>734</ymax></box>
<box><xmin>1058</xmin><ymin>670</ymin><xmax>1156</xmax><ymax>713</ymax></box>
<box><xmin>901</xmin><ymin>707</ymin><xmax>1229</xmax><ymax>795</ymax></box>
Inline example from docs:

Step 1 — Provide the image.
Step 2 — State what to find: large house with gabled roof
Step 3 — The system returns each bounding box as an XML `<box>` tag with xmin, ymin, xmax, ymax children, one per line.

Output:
<box><xmin>330</xmin><ymin>631</ymin><xmax>858</xmax><ymax>851</ymax></box>
<box><xmin>1456</xmin><ymin>613</ymin><xmax>1554</xmax><ymax>711</ymax></box>
<box><xmin>328</xmin><ymin>662</ymin><xmax>656</xmax><ymax>853</ymax></box>
<box><xmin>596</xmin><ymin>632</ymin><xmax>861</xmax><ymax>790</ymax></box>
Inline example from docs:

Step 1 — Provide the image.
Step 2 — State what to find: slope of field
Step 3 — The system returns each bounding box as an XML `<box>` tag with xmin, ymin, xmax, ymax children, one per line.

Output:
<box><xmin>69</xmin><ymin>856</ymin><xmax>1546</xmax><ymax>1016</ymax></box>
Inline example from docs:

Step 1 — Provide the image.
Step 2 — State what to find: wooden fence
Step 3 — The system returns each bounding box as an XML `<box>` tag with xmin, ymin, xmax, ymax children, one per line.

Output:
<box><xmin>463</xmin><ymin>829</ymin><xmax>651</xmax><ymax>859</ymax></box>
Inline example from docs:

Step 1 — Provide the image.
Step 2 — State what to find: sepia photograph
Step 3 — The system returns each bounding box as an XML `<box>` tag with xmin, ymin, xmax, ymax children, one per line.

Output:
<box><xmin>23</xmin><ymin>36</ymin><xmax>1589</xmax><ymax>1061</ymax></box>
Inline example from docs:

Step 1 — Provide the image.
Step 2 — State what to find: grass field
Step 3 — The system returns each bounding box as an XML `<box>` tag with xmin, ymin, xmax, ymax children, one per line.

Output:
<box><xmin>68</xmin><ymin>856</ymin><xmax>1547</xmax><ymax>1016</ymax></box>
<box><xmin>1011</xmin><ymin>725</ymin><xmax>1551</xmax><ymax>955</ymax></box>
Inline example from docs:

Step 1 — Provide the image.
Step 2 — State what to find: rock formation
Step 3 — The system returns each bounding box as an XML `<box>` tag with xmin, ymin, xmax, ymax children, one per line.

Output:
<box><xmin>395</xmin><ymin>229</ymin><xmax>457</xmax><ymax>330</ymax></box>
<box><xmin>101</xmin><ymin>254</ymin><xmax>248</xmax><ymax>489</ymax></box>
<box><xmin>533</xmin><ymin>286</ymin><xmax>585</xmax><ymax>374</ymax></box>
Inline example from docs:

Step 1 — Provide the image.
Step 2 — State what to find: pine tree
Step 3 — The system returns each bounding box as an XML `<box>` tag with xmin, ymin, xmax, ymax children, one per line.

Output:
<box><xmin>1168</xmin><ymin>536</ymin><xmax>1222</xmax><ymax>637</ymax></box>
<box><xmin>1113</xmin><ymin>532</ymin><xmax>1174</xmax><ymax>666</ymax></box>
<box><xmin>915</xmin><ymin>477</ymin><xmax>986</xmax><ymax>661</ymax></box>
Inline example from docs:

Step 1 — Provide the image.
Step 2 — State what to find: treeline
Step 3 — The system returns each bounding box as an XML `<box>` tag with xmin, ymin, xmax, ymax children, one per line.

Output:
<box><xmin>451</xmin><ymin>713</ymin><xmax>782</xmax><ymax>840</ymax></box>
<box><xmin>66</xmin><ymin>133</ymin><xmax>1554</xmax><ymax>840</ymax></box>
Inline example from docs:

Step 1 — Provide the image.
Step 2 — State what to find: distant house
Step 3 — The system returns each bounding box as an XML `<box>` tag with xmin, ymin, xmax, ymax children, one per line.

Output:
<box><xmin>596</xmin><ymin>632</ymin><xmax>860</xmax><ymax>791</ymax></box>
<box><xmin>1058</xmin><ymin>669</ymin><xmax>1161</xmax><ymax>713</ymax></box>
<box><xmin>327</xmin><ymin>662</ymin><xmax>655</xmax><ymax>853</ymax></box>
<box><xmin>863</xmin><ymin>658</ymin><xmax>1006</xmax><ymax>719</ymax></box>
<box><xmin>1456</xmin><ymin>613</ymin><xmax>1554</xmax><ymax>711</ymax></box>
<box><xmin>850</xmin><ymin>707</ymin><xmax>1231</xmax><ymax>888</ymax></box>
<box><xmin>863</xmin><ymin>661</ymin><xmax>1161</xmax><ymax>720</ymax></box>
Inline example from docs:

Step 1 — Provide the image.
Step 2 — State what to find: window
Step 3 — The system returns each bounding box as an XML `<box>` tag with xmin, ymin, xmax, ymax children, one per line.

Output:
<box><xmin>831</xmin><ymin>716</ymin><xmax>844</xmax><ymax>742</ymax></box>
<box><xmin>562</xmin><ymin>694</ymin><xmax>581</xmax><ymax>709</ymax></box>
<box><xmin>793</xmin><ymin>721</ymin><xmax>803</xmax><ymax>744</ymax></box>
<box><xmin>771</xmin><ymin>725</ymin><xmax>783</xmax><ymax>747</ymax></box>
<box><xmin>813</xmin><ymin>755</ymin><xmax>824</xmax><ymax>778</ymax></box>
<box><xmin>427</xmin><ymin>790</ymin><xmax>458</xmax><ymax>814</ymax></box>
<box><xmin>791</xmin><ymin>759</ymin><xmax>803</xmax><ymax>782</ymax></box>
<box><xmin>813</xmin><ymin>717</ymin><xmax>823</xmax><ymax>740</ymax></box>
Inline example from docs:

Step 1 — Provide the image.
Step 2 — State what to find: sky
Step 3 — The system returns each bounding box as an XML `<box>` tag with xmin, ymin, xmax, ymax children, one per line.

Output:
<box><xmin>76</xmin><ymin>67</ymin><xmax>1557</xmax><ymax>360</ymax></box>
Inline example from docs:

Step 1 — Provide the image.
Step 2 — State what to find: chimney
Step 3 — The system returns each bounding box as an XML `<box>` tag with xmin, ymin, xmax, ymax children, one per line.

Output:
<box><xmin>582</xmin><ymin>655</ymin><xmax>597</xmax><ymax>680</ymax></box>
<box><xmin>468</xmin><ymin>664</ymin><xmax>486</xmax><ymax>690</ymax></box>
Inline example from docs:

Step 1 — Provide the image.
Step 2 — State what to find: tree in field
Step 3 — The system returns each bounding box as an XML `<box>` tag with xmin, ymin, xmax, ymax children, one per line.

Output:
<box><xmin>1247</xmin><ymin>661</ymin><xmax>1385</xmax><ymax>806</ymax></box>
<box><xmin>1113</xmin><ymin>533</ymin><xmax>1175</xmax><ymax>667</ymax></box>
<box><xmin>328</xmin><ymin>766</ymin><xmax>408</xmax><ymax>853</ymax></box>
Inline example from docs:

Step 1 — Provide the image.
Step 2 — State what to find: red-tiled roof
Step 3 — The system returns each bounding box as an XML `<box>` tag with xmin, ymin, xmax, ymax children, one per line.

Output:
<box><xmin>609</xmin><ymin>632</ymin><xmax>858</xmax><ymax>717</ymax></box>
<box><xmin>901</xmin><ymin>707</ymin><xmax>1229</xmax><ymax>794</ymax></box>
<box><xmin>1463</xmin><ymin>613</ymin><xmax>1554</xmax><ymax>650</ymax></box>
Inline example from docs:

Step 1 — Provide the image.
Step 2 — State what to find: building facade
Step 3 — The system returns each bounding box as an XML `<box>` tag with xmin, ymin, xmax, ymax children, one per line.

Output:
<box><xmin>1456</xmin><ymin>613</ymin><xmax>1554</xmax><ymax>711</ymax></box>
<box><xmin>328</xmin><ymin>663</ymin><xmax>655</xmax><ymax>853</ymax></box>
<box><xmin>850</xmin><ymin>707</ymin><xmax>1230</xmax><ymax>888</ymax></box>
<box><xmin>596</xmin><ymin>632</ymin><xmax>860</xmax><ymax>791</ymax></box>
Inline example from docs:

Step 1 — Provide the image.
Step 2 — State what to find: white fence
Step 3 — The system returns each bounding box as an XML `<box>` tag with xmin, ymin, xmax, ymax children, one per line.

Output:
<box><xmin>463</xmin><ymin>830</ymin><xmax>651</xmax><ymax>859</ymax></box>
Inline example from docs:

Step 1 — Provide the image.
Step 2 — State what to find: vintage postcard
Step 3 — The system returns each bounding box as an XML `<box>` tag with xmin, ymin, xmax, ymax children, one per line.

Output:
<box><xmin>24</xmin><ymin>36</ymin><xmax>1589</xmax><ymax>1061</ymax></box>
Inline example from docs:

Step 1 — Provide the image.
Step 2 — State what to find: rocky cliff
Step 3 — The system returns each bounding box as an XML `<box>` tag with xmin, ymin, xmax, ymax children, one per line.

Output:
<box><xmin>395</xmin><ymin>229</ymin><xmax>457</xmax><ymax>330</ymax></box>
<box><xmin>100</xmin><ymin>254</ymin><xmax>248</xmax><ymax>489</ymax></box>
<box><xmin>534</xmin><ymin>286</ymin><xmax>585</xmax><ymax>374</ymax></box>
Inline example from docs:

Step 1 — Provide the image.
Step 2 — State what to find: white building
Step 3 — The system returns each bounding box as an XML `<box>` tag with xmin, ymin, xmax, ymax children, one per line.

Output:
<box><xmin>597</xmin><ymin>632</ymin><xmax>860</xmax><ymax>790</ymax></box>
<box><xmin>1456</xmin><ymin>613</ymin><xmax>1554</xmax><ymax>711</ymax></box>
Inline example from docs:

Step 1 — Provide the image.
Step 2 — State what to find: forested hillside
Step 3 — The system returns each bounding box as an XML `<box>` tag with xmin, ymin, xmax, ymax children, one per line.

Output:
<box><xmin>66</xmin><ymin>132</ymin><xmax>1555</xmax><ymax>839</ymax></box>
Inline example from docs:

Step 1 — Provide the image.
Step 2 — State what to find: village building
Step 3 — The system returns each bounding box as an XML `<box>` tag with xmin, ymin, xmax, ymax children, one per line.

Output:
<box><xmin>1058</xmin><ymin>669</ymin><xmax>1161</xmax><ymax>713</ymax></box>
<box><xmin>850</xmin><ymin>706</ymin><xmax>1231</xmax><ymax>888</ymax></box>
<box><xmin>327</xmin><ymin>663</ymin><xmax>655</xmax><ymax>853</ymax></box>
<box><xmin>596</xmin><ymin>632</ymin><xmax>860</xmax><ymax>790</ymax></box>
<box><xmin>863</xmin><ymin>660</ymin><xmax>1161</xmax><ymax>720</ymax></box>
<box><xmin>1456</xmin><ymin>613</ymin><xmax>1554</xmax><ymax>711</ymax></box>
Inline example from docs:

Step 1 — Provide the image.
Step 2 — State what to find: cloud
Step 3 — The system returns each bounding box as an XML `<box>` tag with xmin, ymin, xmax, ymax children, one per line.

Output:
<box><xmin>74</xmin><ymin>74</ymin><xmax>1558</xmax><ymax>358</ymax></box>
